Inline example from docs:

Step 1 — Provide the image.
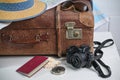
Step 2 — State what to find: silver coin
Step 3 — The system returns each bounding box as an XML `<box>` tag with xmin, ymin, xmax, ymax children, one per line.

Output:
<box><xmin>51</xmin><ymin>66</ymin><xmax>65</xmax><ymax>75</ymax></box>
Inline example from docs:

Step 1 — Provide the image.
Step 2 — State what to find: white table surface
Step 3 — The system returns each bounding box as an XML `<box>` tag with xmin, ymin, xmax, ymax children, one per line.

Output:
<box><xmin>93</xmin><ymin>0</ymin><xmax>120</xmax><ymax>54</ymax></box>
<box><xmin>0</xmin><ymin>32</ymin><xmax>120</xmax><ymax>80</ymax></box>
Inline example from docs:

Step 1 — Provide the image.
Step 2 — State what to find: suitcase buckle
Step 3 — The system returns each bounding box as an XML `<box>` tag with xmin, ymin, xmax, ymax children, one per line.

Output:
<box><xmin>65</xmin><ymin>22</ymin><xmax>82</xmax><ymax>39</ymax></box>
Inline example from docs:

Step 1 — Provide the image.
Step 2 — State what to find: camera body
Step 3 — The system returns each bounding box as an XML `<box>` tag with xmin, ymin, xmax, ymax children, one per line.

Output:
<box><xmin>66</xmin><ymin>45</ymin><xmax>94</xmax><ymax>68</ymax></box>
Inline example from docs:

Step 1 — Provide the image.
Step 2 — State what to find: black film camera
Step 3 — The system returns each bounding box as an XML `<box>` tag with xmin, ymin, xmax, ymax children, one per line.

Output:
<box><xmin>66</xmin><ymin>38</ymin><xmax>114</xmax><ymax>78</ymax></box>
<box><xmin>66</xmin><ymin>45</ymin><xmax>94</xmax><ymax>68</ymax></box>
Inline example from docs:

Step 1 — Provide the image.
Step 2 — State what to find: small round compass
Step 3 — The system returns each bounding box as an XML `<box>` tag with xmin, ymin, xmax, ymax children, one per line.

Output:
<box><xmin>51</xmin><ymin>66</ymin><xmax>65</xmax><ymax>75</ymax></box>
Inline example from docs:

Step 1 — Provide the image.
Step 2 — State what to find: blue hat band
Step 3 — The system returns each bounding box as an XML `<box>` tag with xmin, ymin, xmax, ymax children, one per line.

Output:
<box><xmin>0</xmin><ymin>0</ymin><xmax>34</xmax><ymax>11</ymax></box>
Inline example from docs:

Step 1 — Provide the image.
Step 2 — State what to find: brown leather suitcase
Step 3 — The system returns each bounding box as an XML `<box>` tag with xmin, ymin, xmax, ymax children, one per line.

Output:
<box><xmin>0</xmin><ymin>0</ymin><xmax>94</xmax><ymax>56</ymax></box>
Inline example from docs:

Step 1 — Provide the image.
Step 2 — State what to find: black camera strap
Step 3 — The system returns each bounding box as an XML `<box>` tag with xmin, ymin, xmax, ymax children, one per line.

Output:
<box><xmin>92</xmin><ymin>60</ymin><xmax>111</xmax><ymax>78</ymax></box>
<box><xmin>66</xmin><ymin>39</ymin><xmax>114</xmax><ymax>78</ymax></box>
<box><xmin>92</xmin><ymin>39</ymin><xmax>114</xmax><ymax>78</ymax></box>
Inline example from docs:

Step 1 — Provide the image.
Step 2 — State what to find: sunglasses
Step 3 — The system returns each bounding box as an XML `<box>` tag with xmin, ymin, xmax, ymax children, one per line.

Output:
<box><xmin>61</xmin><ymin>0</ymin><xmax>89</xmax><ymax>12</ymax></box>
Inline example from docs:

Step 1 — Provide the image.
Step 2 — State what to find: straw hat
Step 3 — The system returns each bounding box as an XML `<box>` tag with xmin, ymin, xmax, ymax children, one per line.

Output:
<box><xmin>0</xmin><ymin>0</ymin><xmax>46</xmax><ymax>22</ymax></box>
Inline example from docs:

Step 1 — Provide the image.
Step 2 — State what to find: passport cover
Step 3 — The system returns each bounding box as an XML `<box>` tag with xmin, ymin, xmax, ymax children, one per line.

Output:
<box><xmin>16</xmin><ymin>56</ymin><xmax>48</xmax><ymax>77</ymax></box>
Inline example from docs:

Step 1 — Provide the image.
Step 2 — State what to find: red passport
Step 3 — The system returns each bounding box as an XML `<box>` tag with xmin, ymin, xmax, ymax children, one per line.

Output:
<box><xmin>16</xmin><ymin>56</ymin><xmax>48</xmax><ymax>77</ymax></box>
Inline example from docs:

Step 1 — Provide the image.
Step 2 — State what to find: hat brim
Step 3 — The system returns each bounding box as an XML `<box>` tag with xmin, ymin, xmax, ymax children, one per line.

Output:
<box><xmin>0</xmin><ymin>0</ymin><xmax>46</xmax><ymax>22</ymax></box>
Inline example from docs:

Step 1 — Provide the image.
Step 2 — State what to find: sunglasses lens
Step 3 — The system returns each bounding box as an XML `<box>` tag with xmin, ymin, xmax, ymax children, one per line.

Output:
<box><xmin>74</xmin><ymin>2</ymin><xmax>88</xmax><ymax>12</ymax></box>
<box><xmin>61</xmin><ymin>1</ymin><xmax>73</xmax><ymax>10</ymax></box>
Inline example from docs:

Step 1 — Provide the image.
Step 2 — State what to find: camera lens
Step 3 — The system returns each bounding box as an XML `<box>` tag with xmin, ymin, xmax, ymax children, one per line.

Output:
<box><xmin>66</xmin><ymin>45</ymin><xmax>92</xmax><ymax>68</ymax></box>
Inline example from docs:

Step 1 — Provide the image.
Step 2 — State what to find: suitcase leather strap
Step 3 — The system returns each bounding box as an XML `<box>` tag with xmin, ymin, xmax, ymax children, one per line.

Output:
<box><xmin>56</xmin><ymin>5</ymin><xmax>62</xmax><ymax>57</ymax></box>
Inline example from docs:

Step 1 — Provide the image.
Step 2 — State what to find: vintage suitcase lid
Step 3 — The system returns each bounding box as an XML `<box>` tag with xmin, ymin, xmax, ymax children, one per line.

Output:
<box><xmin>59</xmin><ymin>0</ymin><xmax>94</xmax><ymax>29</ymax></box>
<box><xmin>60</xmin><ymin>10</ymin><xmax>94</xmax><ymax>29</ymax></box>
<box><xmin>2</xmin><ymin>3</ymin><xmax>94</xmax><ymax>30</ymax></box>
<box><xmin>2</xmin><ymin>8</ymin><xmax>56</xmax><ymax>30</ymax></box>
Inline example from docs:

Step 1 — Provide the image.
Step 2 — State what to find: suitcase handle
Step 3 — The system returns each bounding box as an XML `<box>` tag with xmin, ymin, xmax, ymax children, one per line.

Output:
<box><xmin>1</xmin><ymin>33</ymin><xmax>49</xmax><ymax>44</ymax></box>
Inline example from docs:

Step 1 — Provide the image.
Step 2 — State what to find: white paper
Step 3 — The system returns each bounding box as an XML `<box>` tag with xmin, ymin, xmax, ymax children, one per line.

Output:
<box><xmin>0</xmin><ymin>22</ymin><xmax>11</xmax><ymax>29</ymax></box>
<box><xmin>41</xmin><ymin>0</ymin><xmax>67</xmax><ymax>10</ymax></box>
<box><xmin>93</xmin><ymin>2</ymin><xmax>109</xmax><ymax>30</ymax></box>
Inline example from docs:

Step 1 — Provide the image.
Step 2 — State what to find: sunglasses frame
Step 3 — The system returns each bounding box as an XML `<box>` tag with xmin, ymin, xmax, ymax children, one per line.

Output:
<box><xmin>61</xmin><ymin>0</ymin><xmax>92</xmax><ymax>12</ymax></box>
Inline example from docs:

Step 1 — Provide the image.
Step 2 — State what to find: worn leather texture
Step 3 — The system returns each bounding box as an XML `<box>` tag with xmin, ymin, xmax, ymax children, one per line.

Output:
<box><xmin>0</xmin><ymin>0</ymin><xmax>94</xmax><ymax>56</ymax></box>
